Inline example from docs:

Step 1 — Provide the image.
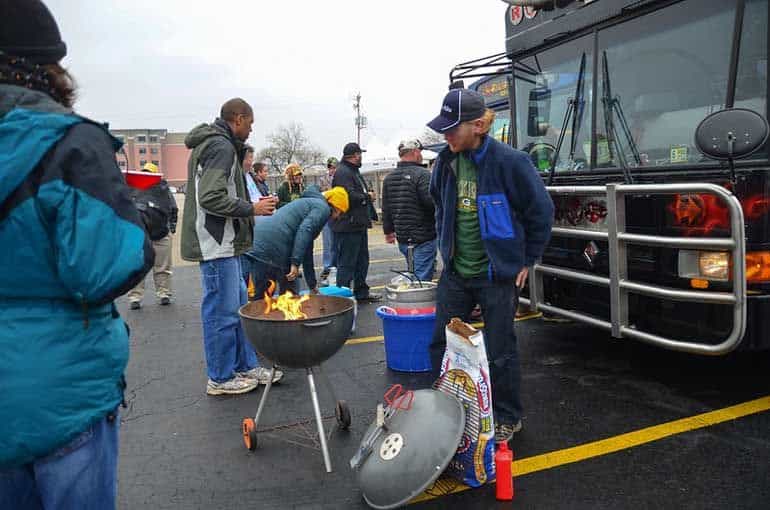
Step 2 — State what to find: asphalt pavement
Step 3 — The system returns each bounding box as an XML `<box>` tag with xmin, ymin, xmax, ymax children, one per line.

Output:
<box><xmin>118</xmin><ymin>227</ymin><xmax>770</xmax><ymax>509</ymax></box>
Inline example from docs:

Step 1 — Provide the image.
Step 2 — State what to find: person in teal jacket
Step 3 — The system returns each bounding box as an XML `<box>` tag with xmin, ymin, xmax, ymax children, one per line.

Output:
<box><xmin>245</xmin><ymin>186</ymin><xmax>349</xmax><ymax>298</ymax></box>
<box><xmin>0</xmin><ymin>2</ymin><xmax>154</xmax><ymax>508</ymax></box>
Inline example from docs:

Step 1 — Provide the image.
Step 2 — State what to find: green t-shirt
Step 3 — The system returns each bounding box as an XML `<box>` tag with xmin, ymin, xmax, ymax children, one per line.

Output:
<box><xmin>453</xmin><ymin>154</ymin><xmax>489</xmax><ymax>278</ymax></box>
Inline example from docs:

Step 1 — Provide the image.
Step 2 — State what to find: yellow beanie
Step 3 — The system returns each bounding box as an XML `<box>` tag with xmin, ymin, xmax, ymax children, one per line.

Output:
<box><xmin>323</xmin><ymin>186</ymin><xmax>349</xmax><ymax>213</ymax></box>
<box><xmin>142</xmin><ymin>162</ymin><xmax>159</xmax><ymax>173</ymax></box>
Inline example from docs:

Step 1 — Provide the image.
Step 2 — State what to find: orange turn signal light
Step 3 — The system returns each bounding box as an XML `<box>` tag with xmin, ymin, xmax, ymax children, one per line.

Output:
<box><xmin>690</xmin><ymin>279</ymin><xmax>709</xmax><ymax>289</ymax></box>
<box><xmin>746</xmin><ymin>251</ymin><xmax>770</xmax><ymax>283</ymax></box>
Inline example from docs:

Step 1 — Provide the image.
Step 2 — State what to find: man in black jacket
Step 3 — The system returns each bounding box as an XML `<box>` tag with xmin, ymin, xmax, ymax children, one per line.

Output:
<box><xmin>381</xmin><ymin>139</ymin><xmax>436</xmax><ymax>281</ymax></box>
<box><xmin>330</xmin><ymin>143</ymin><xmax>381</xmax><ymax>302</ymax></box>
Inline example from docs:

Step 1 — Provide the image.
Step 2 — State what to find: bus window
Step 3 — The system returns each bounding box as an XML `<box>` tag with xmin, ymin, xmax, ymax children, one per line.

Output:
<box><xmin>735</xmin><ymin>0</ymin><xmax>768</xmax><ymax>159</ymax></box>
<box><xmin>597</xmin><ymin>0</ymin><xmax>735</xmax><ymax>169</ymax></box>
<box><xmin>514</xmin><ymin>34</ymin><xmax>593</xmax><ymax>173</ymax></box>
<box><xmin>490</xmin><ymin>109</ymin><xmax>511</xmax><ymax>145</ymax></box>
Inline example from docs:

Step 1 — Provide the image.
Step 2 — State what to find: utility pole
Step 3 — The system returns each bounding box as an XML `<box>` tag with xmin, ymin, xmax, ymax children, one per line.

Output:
<box><xmin>353</xmin><ymin>92</ymin><xmax>366</xmax><ymax>145</ymax></box>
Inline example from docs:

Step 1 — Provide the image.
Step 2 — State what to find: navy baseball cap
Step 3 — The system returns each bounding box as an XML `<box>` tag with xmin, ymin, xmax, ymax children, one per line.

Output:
<box><xmin>427</xmin><ymin>89</ymin><xmax>486</xmax><ymax>133</ymax></box>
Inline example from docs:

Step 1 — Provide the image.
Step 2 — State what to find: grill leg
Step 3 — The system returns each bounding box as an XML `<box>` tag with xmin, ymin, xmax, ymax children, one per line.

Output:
<box><xmin>252</xmin><ymin>366</ymin><xmax>275</xmax><ymax>427</ymax></box>
<box><xmin>307</xmin><ymin>367</ymin><xmax>332</xmax><ymax>473</ymax></box>
<box><xmin>315</xmin><ymin>364</ymin><xmax>339</xmax><ymax>404</ymax></box>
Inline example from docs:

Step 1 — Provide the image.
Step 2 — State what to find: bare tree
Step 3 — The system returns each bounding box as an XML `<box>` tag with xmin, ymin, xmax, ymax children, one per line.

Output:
<box><xmin>256</xmin><ymin>123</ymin><xmax>324</xmax><ymax>174</ymax></box>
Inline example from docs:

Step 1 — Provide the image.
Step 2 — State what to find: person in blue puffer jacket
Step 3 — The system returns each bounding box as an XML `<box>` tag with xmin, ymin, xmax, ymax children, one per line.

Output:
<box><xmin>245</xmin><ymin>186</ymin><xmax>349</xmax><ymax>298</ymax></box>
<box><xmin>0</xmin><ymin>2</ymin><xmax>154</xmax><ymax>508</ymax></box>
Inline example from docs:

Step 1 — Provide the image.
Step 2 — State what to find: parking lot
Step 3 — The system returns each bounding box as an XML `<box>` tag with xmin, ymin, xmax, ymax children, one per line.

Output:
<box><xmin>118</xmin><ymin>214</ymin><xmax>770</xmax><ymax>509</ymax></box>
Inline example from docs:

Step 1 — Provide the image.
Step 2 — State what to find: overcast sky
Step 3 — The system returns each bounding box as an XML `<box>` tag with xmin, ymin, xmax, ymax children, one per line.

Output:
<box><xmin>46</xmin><ymin>0</ymin><xmax>507</xmax><ymax>160</ymax></box>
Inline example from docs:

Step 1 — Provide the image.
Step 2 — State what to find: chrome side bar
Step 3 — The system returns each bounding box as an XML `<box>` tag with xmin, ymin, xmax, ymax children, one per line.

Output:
<box><xmin>524</xmin><ymin>182</ymin><xmax>746</xmax><ymax>355</ymax></box>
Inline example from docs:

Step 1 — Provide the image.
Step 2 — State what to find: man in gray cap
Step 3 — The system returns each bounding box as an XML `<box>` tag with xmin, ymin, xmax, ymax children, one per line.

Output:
<box><xmin>381</xmin><ymin>139</ymin><xmax>437</xmax><ymax>281</ymax></box>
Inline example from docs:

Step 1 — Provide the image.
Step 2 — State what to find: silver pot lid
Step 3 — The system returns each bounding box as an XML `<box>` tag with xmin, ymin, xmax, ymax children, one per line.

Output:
<box><xmin>354</xmin><ymin>389</ymin><xmax>465</xmax><ymax>510</ymax></box>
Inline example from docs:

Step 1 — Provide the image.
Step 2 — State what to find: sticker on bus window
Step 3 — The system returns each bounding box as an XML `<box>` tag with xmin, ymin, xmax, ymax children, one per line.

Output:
<box><xmin>524</xmin><ymin>7</ymin><xmax>538</xmax><ymax>19</ymax></box>
<box><xmin>510</xmin><ymin>6</ymin><xmax>523</xmax><ymax>25</ymax></box>
<box><xmin>670</xmin><ymin>145</ymin><xmax>689</xmax><ymax>164</ymax></box>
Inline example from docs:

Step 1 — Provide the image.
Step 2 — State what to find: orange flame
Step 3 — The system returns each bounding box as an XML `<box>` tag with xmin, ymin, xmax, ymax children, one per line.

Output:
<box><xmin>263</xmin><ymin>280</ymin><xmax>310</xmax><ymax>320</ymax></box>
<box><xmin>263</xmin><ymin>280</ymin><xmax>277</xmax><ymax>315</ymax></box>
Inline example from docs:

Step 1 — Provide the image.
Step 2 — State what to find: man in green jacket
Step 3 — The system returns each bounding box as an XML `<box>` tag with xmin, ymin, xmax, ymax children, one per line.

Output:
<box><xmin>181</xmin><ymin>98</ymin><xmax>283</xmax><ymax>395</ymax></box>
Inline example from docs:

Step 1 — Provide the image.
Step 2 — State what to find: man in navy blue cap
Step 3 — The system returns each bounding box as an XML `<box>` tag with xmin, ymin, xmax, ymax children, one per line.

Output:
<box><xmin>427</xmin><ymin>88</ymin><xmax>554</xmax><ymax>444</ymax></box>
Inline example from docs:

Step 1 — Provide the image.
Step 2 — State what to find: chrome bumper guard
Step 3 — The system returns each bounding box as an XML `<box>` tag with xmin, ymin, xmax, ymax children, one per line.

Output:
<box><xmin>520</xmin><ymin>183</ymin><xmax>746</xmax><ymax>355</ymax></box>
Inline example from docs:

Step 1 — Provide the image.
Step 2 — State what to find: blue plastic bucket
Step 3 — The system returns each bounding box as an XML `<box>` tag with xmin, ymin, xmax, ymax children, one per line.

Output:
<box><xmin>376</xmin><ymin>306</ymin><xmax>435</xmax><ymax>372</ymax></box>
<box><xmin>318</xmin><ymin>285</ymin><xmax>353</xmax><ymax>298</ymax></box>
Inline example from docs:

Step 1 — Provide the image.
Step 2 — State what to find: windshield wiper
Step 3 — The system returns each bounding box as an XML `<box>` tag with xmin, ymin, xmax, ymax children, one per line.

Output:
<box><xmin>601</xmin><ymin>51</ymin><xmax>640</xmax><ymax>183</ymax></box>
<box><xmin>548</xmin><ymin>52</ymin><xmax>587</xmax><ymax>185</ymax></box>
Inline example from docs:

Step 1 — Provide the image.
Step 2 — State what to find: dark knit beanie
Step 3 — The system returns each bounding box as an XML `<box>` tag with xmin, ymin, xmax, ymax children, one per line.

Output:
<box><xmin>0</xmin><ymin>0</ymin><xmax>67</xmax><ymax>64</ymax></box>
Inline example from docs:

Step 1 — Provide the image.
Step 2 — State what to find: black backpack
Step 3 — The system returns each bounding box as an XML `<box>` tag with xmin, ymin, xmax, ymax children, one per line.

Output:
<box><xmin>130</xmin><ymin>182</ymin><xmax>173</xmax><ymax>241</ymax></box>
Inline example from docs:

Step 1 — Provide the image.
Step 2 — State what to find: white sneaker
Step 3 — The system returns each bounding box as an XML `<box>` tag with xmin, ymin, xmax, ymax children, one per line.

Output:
<box><xmin>236</xmin><ymin>367</ymin><xmax>284</xmax><ymax>385</ymax></box>
<box><xmin>206</xmin><ymin>377</ymin><xmax>258</xmax><ymax>395</ymax></box>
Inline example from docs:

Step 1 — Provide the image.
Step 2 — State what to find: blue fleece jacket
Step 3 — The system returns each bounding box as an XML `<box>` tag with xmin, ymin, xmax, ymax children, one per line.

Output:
<box><xmin>429</xmin><ymin>136</ymin><xmax>554</xmax><ymax>281</ymax></box>
<box><xmin>246</xmin><ymin>187</ymin><xmax>330</xmax><ymax>288</ymax></box>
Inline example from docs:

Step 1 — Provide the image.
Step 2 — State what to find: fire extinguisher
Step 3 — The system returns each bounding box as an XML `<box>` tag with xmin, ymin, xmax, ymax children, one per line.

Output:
<box><xmin>495</xmin><ymin>442</ymin><xmax>514</xmax><ymax>501</ymax></box>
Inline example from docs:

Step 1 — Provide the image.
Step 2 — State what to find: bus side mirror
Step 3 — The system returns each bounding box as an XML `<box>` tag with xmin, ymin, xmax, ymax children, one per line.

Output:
<box><xmin>694</xmin><ymin>108</ymin><xmax>768</xmax><ymax>161</ymax></box>
<box><xmin>527</xmin><ymin>86</ymin><xmax>552</xmax><ymax>137</ymax></box>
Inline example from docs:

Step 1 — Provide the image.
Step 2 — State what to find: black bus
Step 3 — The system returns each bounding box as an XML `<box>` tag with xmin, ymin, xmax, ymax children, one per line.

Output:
<box><xmin>457</xmin><ymin>0</ymin><xmax>769</xmax><ymax>354</ymax></box>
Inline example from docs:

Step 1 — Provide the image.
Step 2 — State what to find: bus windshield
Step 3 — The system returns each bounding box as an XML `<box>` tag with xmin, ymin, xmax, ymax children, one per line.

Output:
<box><xmin>513</xmin><ymin>0</ymin><xmax>767</xmax><ymax>172</ymax></box>
<box><xmin>515</xmin><ymin>34</ymin><xmax>593</xmax><ymax>173</ymax></box>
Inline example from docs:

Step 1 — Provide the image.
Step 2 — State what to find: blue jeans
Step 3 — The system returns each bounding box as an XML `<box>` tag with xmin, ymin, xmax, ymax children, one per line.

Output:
<box><xmin>429</xmin><ymin>270</ymin><xmax>522</xmax><ymax>424</ymax></box>
<box><xmin>322</xmin><ymin>222</ymin><xmax>336</xmax><ymax>271</ymax></box>
<box><xmin>200</xmin><ymin>257</ymin><xmax>259</xmax><ymax>382</ymax></box>
<box><xmin>0</xmin><ymin>412</ymin><xmax>119</xmax><ymax>510</ymax></box>
<box><xmin>398</xmin><ymin>239</ymin><xmax>437</xmax><ymax>282</ymax></box>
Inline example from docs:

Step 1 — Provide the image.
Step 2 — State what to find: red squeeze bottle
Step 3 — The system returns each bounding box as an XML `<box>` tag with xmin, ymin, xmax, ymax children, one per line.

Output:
<box><xmin>495</xmin><ymin>442</ymin><xmax>514</xmax><ymax>501</ymax></box>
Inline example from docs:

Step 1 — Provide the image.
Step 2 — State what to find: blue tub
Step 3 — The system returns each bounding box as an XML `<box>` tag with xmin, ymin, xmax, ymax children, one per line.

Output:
<box><xmin>376</xmin><ymin>307</ymin><xmax>436</xmax><ymax>372</ymax></box>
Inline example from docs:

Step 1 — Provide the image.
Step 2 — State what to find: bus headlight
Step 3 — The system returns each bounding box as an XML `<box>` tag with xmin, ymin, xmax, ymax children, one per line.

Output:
<box><xmin>678</xmin><ymin>250</ymin><xmax>730</xmax><ymax>281</ymax></box>
<box><xmin>699</xmin><ymin>252</ymin><xmax>730</xmax><ymax>280</ymax></box>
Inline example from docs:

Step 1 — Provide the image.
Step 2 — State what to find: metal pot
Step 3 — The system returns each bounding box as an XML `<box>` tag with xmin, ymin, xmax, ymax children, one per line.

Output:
<box><xmin>239</xmin><ymin>295</ymin><xmax>354</xmax><ymax>369</ymax></box>
<box><xmin>385</xmin><ymin>281</ymin><xmax>437</xmax><ymax>314</ymax></box>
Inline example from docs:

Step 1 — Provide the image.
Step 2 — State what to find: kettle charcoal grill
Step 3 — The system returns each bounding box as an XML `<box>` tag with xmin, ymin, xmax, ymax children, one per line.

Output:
<box><xmin>238</xmin><ymin>295</ymin><xmax>354</xmax><ymax>473</ymax></box>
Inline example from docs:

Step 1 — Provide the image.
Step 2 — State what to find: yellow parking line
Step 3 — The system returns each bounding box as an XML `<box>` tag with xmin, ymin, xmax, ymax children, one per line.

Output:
<box><xmin>411</xmin><ymin>395</ymin><xmax>770</xmax><ymax>503</ymax></box>
<box><xmin>345</xmin><ymin>335</ymin><xmax>384</xmax><ymax>345</ymax></box>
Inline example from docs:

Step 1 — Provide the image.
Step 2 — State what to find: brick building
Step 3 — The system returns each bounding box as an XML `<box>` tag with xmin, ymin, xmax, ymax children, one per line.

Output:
<box><xmin>111</xmin><ymin>129</ymin><xmax>190</xmax><ymax>186</ymax></box>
